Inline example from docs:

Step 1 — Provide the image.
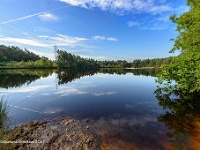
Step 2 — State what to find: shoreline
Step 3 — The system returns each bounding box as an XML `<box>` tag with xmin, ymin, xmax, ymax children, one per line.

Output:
<box><xmin>4</xmin><ymin>118</ymin><xmax>100</xmax><ymax>150</ymax></box>
<box><xmin>2</xmin><ymin>115</ymin><xmax>170</xmax><ymax>150</ymax></box>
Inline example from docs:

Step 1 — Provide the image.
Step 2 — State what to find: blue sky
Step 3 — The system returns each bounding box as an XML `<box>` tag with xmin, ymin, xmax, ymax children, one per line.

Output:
<box><xmin>0</xmin><ymin>0</ymin><xmax>188</xmax><ymax>61</ymax></box>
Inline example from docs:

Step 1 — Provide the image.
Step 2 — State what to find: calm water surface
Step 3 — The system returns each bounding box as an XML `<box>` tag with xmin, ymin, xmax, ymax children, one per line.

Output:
<box><xmin>1</xmin><ymin>69</ymin><xmax>199</xmax><ymax>149</ymax></box>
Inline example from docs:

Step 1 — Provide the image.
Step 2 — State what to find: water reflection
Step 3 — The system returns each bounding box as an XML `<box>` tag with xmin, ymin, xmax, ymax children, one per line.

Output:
<box><xmin>0</xmin><ymin>69</ymin><xmax>54</xmax><ymax>88</ymax></box>
<box><xmin>99</xmin><ymin>68</ymin><xmax>160</xmax><ymax>76</ymax></box>
<box><xmin>0</xmin><ymin>68</ymin><xmax>160</xmax><ymax>88</ymax></box>
<box><xmin>56</xmin><ymin>68</ymin><xmax>98</xmax><ymax>85</ymax></box>
<box><xmin>0</xmin><ymin>68</ymin><xmax>173</xmax><ymax>149</ymax></box>
<box><xmin>81</xmin><ymin>113</ymin><xmax>169</xmax><ymax>149</ymax></box>
<box><xmin>155</xmin><ymin>88</ymin><xmax>200</xmax><ymax>149</ymax></box>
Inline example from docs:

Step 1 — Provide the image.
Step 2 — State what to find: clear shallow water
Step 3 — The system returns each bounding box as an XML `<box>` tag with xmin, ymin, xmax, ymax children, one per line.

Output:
<box><xmin>2</xmin><ymin>69</ymin><xmax>198</xmax><ymax>149</ymax></box>
<box><xmin>0</xmin><ymin>70</ymin><xmax>164</xmax><ymax>125</ymax></box>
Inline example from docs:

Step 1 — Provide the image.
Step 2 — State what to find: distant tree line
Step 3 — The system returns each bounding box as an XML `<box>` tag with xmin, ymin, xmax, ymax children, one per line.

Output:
<box><xmin>0</xmin><ymin>45</ymin><xmax>174</xmax><ymax>69</ymax></box>
<box><xmin>56</xmin><ymin>49</ymin><xmax>174</xmax><ymax>69</ymax></box>
<box><xmin>97</xmin><ymin>57</ymin><xmax>174</xmax><ymax>68</ymax></box>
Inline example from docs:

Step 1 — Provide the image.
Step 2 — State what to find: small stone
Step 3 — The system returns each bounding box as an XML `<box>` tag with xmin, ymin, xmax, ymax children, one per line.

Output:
<box><xmin>86</xmin><ymin>126</ymin><xmax>89</xmax><ymax>129</ymax></box>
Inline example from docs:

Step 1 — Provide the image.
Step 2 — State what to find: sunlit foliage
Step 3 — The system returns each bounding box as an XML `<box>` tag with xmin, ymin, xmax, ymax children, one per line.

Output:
<box><xmin>157</xmin><ymin>0</ymin><xmax>200</xmax><ymax>92</ymax></box>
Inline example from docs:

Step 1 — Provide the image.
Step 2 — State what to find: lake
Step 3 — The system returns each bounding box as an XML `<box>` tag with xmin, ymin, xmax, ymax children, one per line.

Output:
<box><xmin>0</xmin><ymin>68</ymin><xmax>199</xmax><ymax>149</ymax></box>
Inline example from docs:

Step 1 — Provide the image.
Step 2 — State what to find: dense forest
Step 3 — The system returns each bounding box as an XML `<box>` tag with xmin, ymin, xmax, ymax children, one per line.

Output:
<box><xmin>0</xmin><ymin>45</ymin><xmax>40</xmax><ymax>62</ymax></box>
<box><xmin>0</xmin><ymin>45</ymin><xmax>56</xmax><ymax>68</ymax></box>
<box><xmin>0</xmin><ymin>44</ymin><xmax>174</xmax><ymax>69</ymax></box>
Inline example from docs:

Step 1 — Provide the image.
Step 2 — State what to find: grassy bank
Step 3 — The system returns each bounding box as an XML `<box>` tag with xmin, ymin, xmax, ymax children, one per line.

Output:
<box><xmin>0</xmin><ymin>97</ymin><xmax>10</xmax><ymax>149</ymax></box>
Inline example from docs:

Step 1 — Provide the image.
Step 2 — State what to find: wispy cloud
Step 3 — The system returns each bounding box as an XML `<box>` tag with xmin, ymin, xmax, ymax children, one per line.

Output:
<box><xmin>127</xmin><ymin>13</ymin><xmax>172</xmax><ymax>30</ymax></box>
<box><xmin>68</xmin><ymin>49</ymin><xmax>92</xmax><ymax>53</ymax></box>
<box><xmin>39</xmin><ymin>34</ymin><xmax>88</xmax><ymax>47</ymax></box>
<box><xmin>0</xmin><ymin>6</ymin><xmax>69</xmax><ymax>24</ymax></box>
<box><xmin>80</xmin><ymin>54</ymin><xmax>110</xmax><ymax>61</ymax></box>
<box><xmin>93</xmin><ymin>36</ymin><xmax>106</xmax><ymax>40</ymax></box>
<box><xmin>28</xmin><ymin>49</ymin><xmax>55</xmax><ymax>60</ymax></box>
<box><xmin>91</xmin><ymin>91</ymin><xmax>116</xmax><ymax>96</ymax></box>
<box><xmin>0</xmin><ymin>12</ymin><xmax>45</xmax><ymax>24</ymax></box>
<box><xmin>0</xmin><ymin>85</ymin><xmax>50</xmax><ymax>93</ymax></box>
<box><xmin>107</xmin><ymin>37</ymin><xmax>118</xmax><ymax>41</ymax></box>
<box><xmin>38</xmin><ymin>13</ymin><xmax>59</xmax><ymax>22</ymax></box>
<box><xmin>127</xmin><ymin>21</ymin><xmax>139</xmax><ymax>27</ymax></box>
<box><xmin>93</xmin><ymin>36</ymin><xmax>118</xmax><ymax>41</ymax></box>
<box><xmin>126</xmin><ymin>2</ymin><xmax>189</xmax><ymax>31</ymax></box>
<box><xmin>0</xmin><ymin>37</ymin><xmax>50</xmax><ymax>47</ymax></box>
<box><xmin>0</xmin><ymin>34</ymin><xmax>93</xmax><ymax>55</ymax></box>
<box><xmin>59</xmin><ymin>0</ymin><xmax>172</xmax><ymax>15</ymax></box>
<box><xmin>55</xmin><ymin>86</ymin><xmax>87</xmax><ymax>96</ymax></box>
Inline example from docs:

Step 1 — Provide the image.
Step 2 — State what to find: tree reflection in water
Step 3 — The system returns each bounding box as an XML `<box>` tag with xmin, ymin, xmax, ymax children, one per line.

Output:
<box><xmin>155</xmin><ymin>88</ymin><xmax>200</xmax><ymax>150</ymax></box>
<box><xmin>0</xmin><ymin>68</ymin><xmax>160</xmax><ymax>88</ymax></box>
<box><xmin>0</xmin><ymin>69</ymin><xmax>54</xmax><ymax>88</ymax></box>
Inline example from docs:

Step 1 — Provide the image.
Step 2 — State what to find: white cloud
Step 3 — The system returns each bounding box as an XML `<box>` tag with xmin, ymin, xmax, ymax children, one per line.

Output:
<box><xmin>127</xmin><ymin>13</ymin><xmax>172</xmax><ymax>30</ymax></box>
<box><xmin>55</xmin><ymin>86</ymin><xmax>87</xmax><ymax>96</ymax></box>
<box><xmin>93</xmin><ymin>36</ymin><xmax>106</xmax><ymax>40</ymax></box>
<box><xmin>59</xmin><ymin>0</ymin><xmax>172</xmax><ymax>15</ymax></box>
<box><xmin>39</xmin><ymin>34</ymin><xmax>88</xmax><ymax>47</ymax></box>
<box><xmin>149</xmin><ymin>5</ymin><xmax>171</xmax><ymax>14</ymax></box>
<box><xmin>0</xmin><ymin>37</ymin><xmax>49</xmax><ymax>47</ymax></box>
<box><xmin>0</xmin><ymin>85</ymin><xmax>50</xmax><ymax>93</ymax></box>
<box><xmin>80</xmin><ymin>54</ymin><xmax>109</xmax><ymax>60</ymax></box>
<box><xmin>28</xmin><ymin>49</ymin><xmax>55</xmax><ymax>60</ymax></box>
<box><xmin>107</xmin><ymin>37</ymin><xmax>118</xmax><ymax>41</ymax></box>
<box><xmin>38</xmin><ymin>34</ymin><xmax>88</xmax><ymax>47</ymax></box>
<box><xmin>68</xmin><ymin>49</ymin><xmax>92</xmax><ymax>53</ymax></box>
<box><xmin>127</xmin><ymin>21</ymin><xmax>139</xmax><ymax>27</ymax></box>
<box><xmin>0</xmin><ymin>34</ymin><xmax>91</xmax><ymax>58</ymax></box>
<box><xmin>93</xmin><ymin>36</ymin><xmax>118</xmax><ymax>41</ymax></box>
<box><xmin>91</xmin><ymin>91</ymin><xmax>116</xmax><ymax>96</ymax></box>
<box><xmin>38</xmin><ymin>13</ymin><xmax>59</xmax><ymax>22</ymax></box>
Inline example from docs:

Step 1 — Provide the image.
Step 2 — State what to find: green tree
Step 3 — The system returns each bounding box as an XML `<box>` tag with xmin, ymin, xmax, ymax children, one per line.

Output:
<box><xmin>56</xmin><ymin>50</ymin><xmax>99</xmax><ymax>69</ymax></box>
<box><xmin>157</xmin><ymin>0</ymin><xmax>200</xmax><ymax>92</ymax></box>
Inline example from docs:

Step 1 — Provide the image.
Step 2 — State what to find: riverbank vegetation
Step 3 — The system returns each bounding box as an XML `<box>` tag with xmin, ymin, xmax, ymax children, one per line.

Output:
<box><xmin>156</xmin><ymin>0</ymin><xmax>200</xmax><ymax>93</ymax></box>
<box><xmin>0</xmin><ymin>97</ymin><xmax>9</xmax><ymax>149</ymax></box>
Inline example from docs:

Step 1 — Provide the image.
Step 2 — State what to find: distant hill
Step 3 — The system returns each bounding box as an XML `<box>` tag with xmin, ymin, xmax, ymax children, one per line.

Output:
<box><xmin>0</xmin><ymin>45</ymin><xmax>40</xmax><ymax>62</ymax></box>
